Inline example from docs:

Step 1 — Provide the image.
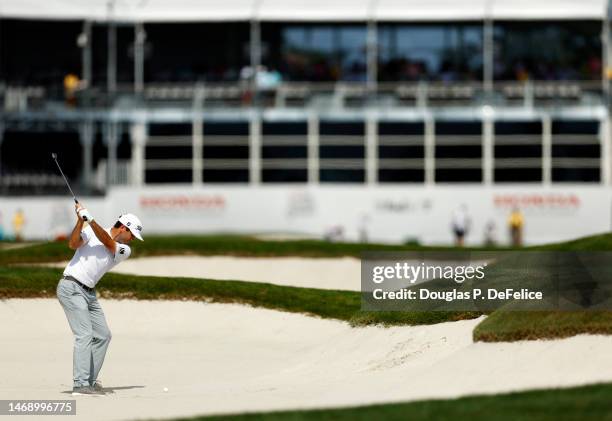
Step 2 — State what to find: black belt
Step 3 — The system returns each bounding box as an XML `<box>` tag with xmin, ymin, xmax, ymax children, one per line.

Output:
<box><xmin>63</xmin><ymin>276</ymin><xmax>95</xmax><ymax>293</ymax></box>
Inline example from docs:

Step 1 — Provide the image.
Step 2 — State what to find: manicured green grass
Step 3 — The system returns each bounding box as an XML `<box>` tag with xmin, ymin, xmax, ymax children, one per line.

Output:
<box><xmin>0</xmin><ymin>234</ymin><xmax>509</xmax><ymax>265</ymax></box>
<box><xmin>169</xmin><ymin>383</ymin><xmax>612</xmax><ymax>421</ymax></box>
<box><xmin>2</xmin><ymin>231</ymin><xmax>612</xmax><ymax>266</ymax></box>
<box><xmin>467</xmin><ymin>250</ymin><xmax>612</xmax><ymax>341</ymax></box>
<box><xmin>0</xmin><ymin>266</ymin><xmax>477</xmax><ymax>327</ymax></box>
<box><xmin>0</xmin><ymin>240</ymin><xmax>71</xmax><ymax>264</ymax></box>
<box><xmin>533</xmin><ymin>232</ymin><xmax>612</xmax><ymax>251</ymax></box>
<box><xmin>473</xmin><ymin>311</ymin><xmax>612</xmax><ymax>342</ymax></box>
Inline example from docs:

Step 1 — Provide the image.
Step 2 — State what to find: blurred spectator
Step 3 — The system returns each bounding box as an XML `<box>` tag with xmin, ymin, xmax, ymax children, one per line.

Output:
<box><xmin>484</xmin><ymin>220</ymin><xmax>496</xmax><ymax>247</ymax></box>
<box><xmin>63</xmin><ymin>73</ymin><xmax>81</xmax><ymax>107</ymax></box>
<box><xmin>358</xmin><ymin>214</ymin><xmax>370</xmax><ymax>243</ymax></box>
<box><xmin>12</xmin><ymin>209</ymin><xmax>26</xmax><ymax>242</ymax></box>
<box><xmin>587</xmin><ymin>56</ymin><xmax>602</xmax><ymax>80</ymax></box>
<box><xmin>439</xmin><ymin>60</ymin><xmax>457</xmax><ymax>82</ymax></box>
<box><xmin>346</xmin><ymin>61</ymin><xmax>367</xmax><ymax>82</ymax></box>
<box><xmin>451</xmin><ymin>204</ymin><xmax>471</xmax><ymax>247</ymax></box>
<box><xmin>379</xmin><ymin>58</ymin><xmax>429</xmax><ymax>82</ymax></box>
<box><xmin>514</xmin><ymin>62</ymin><xmax>530</xmax><ymax>82</ymax></box>
<box><xmin>324</xmin><ymin>225</ymin><xmax>345</xmax><ymax>242</ymax></box>
<box><xmin>256</xmin><ymin>66</ymin><xmax>282</xmax><ymax>90</ymax></box>
<box><xmin>240</xmin><ymin>65</ymin><xmax>283</xmax><ymax>89</ymax></box>
<box><xmin>508</xmin><ymin>207</ymin><xmax>524</xmax><ymax>247</ymax></box>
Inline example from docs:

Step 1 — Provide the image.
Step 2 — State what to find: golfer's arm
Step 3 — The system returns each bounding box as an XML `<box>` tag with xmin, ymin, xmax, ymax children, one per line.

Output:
<box><xmin>89</xmin><ymin>220</ymin><xmax>116</xmax><ymax>254</ymax></box>
<box><xmin>68</xmin><ymin>219</ymin><xmax>85</xmax><ymax>250</ymax></box>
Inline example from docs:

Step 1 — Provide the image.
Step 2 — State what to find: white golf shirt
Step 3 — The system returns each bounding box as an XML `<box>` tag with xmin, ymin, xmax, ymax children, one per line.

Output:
<box><xmin>452</xmin><ymin>208</ymin><xmax>470</xmax><ymax>232</ymax></box>
<box><xmin>63</xmin><ymin>225</ymin><xmax>131</xmax><ymax>288</ymax></box>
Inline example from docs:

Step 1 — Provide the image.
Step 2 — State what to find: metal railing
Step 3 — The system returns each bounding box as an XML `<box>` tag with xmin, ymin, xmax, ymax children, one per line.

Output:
<box><xmin>1</xmin><ymin>80</ymin><xmax>605</xmax><ymax>112</ymax></box>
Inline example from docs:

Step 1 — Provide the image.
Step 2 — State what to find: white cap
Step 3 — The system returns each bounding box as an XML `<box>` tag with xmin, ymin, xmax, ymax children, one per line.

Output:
<box><xmin>118</xmin><ymin>213</ymin><xmax>144</xmax><ymax>241</ymax></box>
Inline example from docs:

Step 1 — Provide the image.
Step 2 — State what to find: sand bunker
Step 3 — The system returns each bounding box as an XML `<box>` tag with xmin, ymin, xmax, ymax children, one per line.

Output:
<box><xmin>44</xmin><ymin>255</ymin><xmax>492</xmax><ymax>291</ymax></box>
<box><xmin>3</xmin><ymin>298</ymin><xmax>612</xmax><ymax>421</ymax></box>
<box><xmin>46</xmin><ymin>256</ymin><xmax>363</xmax><ymax>291</ymax></box>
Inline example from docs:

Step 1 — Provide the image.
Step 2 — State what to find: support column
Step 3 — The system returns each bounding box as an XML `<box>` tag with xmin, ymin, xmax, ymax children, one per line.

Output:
<box><xmin>366</xmin><ymin>19</ymin><xmax>378</xmax><ymax>101</ymax></box>
<box><xmin>80</xmin><ymin>120</ymin><xmax>94</xmax><ymax>190</ymax></box>
<box><xmin>192</xmin><ymin>124</ymin><xmax>203</xmax><ymax>184</ymax></box>
<box><xmin>523</xmin><ymin>80</ymin><xmax>534</xmax><ymax>109</ymax></box>
<box><xmin>424</xmin><ymin>116</ymin><xmax>435</xmax><ymax>185</ymax></box>
<box><xmin>416</xmin><ymin>82</ymin><xmax>428</xmax><ymax>109</ymax></box>
<box><xmin>307</xmin><ymin>112</ymin><xmax>319</xmax><ymax>184</ymax></box>
<box><xmin>0</xmin><ymin>121</ymin><xmax>4</xmax><ymax>176</ymax></box>
<box><xmin>81</xmin><ymin>21</ymin><xmax>92</xmax><ymax>87</ymax></box>
<box><xmin>249</xmin><ymin>114</ymin><xmax>261</xmax><ymax>184</ymax></box>
<box><xmin>602</xmin><ymin>16</ymin><xmax>610</xmax><ymax>107</ymax></box>
<box><xmin>483</xmin><ymin>6</ymin><xmax>494</xmax><ymax>101</ymax></box>
<box><xmin>483</xmin><ymin>117</ymin><xmax>494</xmax><ymax>185</ymax></box>
<box><xmin>106</xmin><ymin>121</ymin><xmax>119</xmax><ymax>186</ymax></box>
<box><xmin>542</xmin><ymin>115</ymin><xmax>552</xmax><ymax>186</ymax></box>
<box><xmin>249</xmin><ymin>19</ymin><xmax>261</xmax><ymax>107</ymax></box>
<box><xmin>134</xmin><ymin>22</ymin><xmax>145</xmax><ymax>94</ymax></box>
<box><xmin>107</xmin><ymin>2</ymin><xmax>117</xmax><ymax>94</ymax></box>
<box><xmin>130</xmin><ymin>121</ymin><xmax>146</xmax><ymax>186</ymax></box>
<box><xmin>601</xmin><ymin>115</ymin><xmax>611</xmax><ymax>185</ymax></box>
<box><xmin>0</xmin><ymin>19</ymin><xmax>3</xmax><ymax>85</ymax></box>
<box><xmin>365</xmin><ymin>113</ymin><xmax>377</xmax><ymax>184</ymax></box>
<box><xmin>193</xmin><ymin>97</ymin><xmax>204</xmax><ymax>185</ymax></box>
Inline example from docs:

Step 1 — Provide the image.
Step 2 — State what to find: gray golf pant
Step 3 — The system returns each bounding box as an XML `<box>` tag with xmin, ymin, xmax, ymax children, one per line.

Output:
<box><xmin>56</xmin><ymin>279</ymin><xmax>112</xmax><ymax>388</ymax></box>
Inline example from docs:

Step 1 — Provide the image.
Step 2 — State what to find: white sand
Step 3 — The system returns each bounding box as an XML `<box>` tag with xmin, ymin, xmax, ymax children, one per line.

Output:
<box><xmin>45</xmin><ymin>256</ymin><xmax>363</xmax><ymax>291</ymax></box>
<box><xmin>2</xmin><ymin>298</ymin><xmax>612</xmax><ymax>421</ymax></box>
<box><xmin>45</xmin><ymin>255</ymin><xmax>489</xmax><ymax>291</ymax></box>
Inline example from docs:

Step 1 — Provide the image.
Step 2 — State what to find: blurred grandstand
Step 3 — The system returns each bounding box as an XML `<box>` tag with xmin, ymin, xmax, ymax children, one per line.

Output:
<box><xmin>0</xmin><ymin>0</ymin><xmax>611</xmax><ymax>244</ymax></box>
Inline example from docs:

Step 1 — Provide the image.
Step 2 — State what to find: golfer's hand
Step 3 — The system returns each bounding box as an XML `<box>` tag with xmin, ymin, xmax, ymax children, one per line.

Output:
<box><xmin>77</xmin><ymin>205</ymin><xmax>94</xmax><ymax>222</ymax></box>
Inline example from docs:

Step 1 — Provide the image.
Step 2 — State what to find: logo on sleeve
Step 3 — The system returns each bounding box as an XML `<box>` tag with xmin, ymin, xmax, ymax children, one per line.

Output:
<box><xmin>119</xmin><ymin>247</ymin><xmax>126</xmax><ymax>255</ymax></box>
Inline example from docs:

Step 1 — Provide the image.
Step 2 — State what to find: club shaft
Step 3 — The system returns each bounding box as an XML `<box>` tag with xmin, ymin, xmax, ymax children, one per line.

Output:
<box><xmin>52</xmin><ymin>157</ymin><xmax>78</xmax><ymax>203</ymax></box>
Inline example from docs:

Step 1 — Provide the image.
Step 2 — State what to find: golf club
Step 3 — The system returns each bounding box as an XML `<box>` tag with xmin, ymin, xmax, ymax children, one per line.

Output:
<box><xmin>51</xmin><ymin>152</ymin><xmax>78</xmax><ymax>204</ymax></box>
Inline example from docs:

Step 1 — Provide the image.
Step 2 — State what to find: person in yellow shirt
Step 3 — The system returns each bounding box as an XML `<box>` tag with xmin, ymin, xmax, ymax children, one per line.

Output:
<box><xmin>64</xmin><ymin>73</ymin><xmax>81</xmax><ymax>107</ymax></box>
<box><xmin>508</xmin><ymin>207</ymin><xmax>524</xmax><ymax>247</ymax></box>
<box><xmin>12</xmin><ymin>209</ymin><xmax>26</xmax><ymax>242</ymax></box>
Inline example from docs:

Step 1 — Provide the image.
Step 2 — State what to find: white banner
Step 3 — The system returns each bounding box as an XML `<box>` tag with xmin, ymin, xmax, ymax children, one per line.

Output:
<box><xmin>0</xmin><ymin>185</ymin><xmax>609</xmax><ymax>246</ymax></box>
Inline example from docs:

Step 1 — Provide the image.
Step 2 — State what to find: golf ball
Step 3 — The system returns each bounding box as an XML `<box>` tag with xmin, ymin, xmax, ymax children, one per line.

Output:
<box><xmin>163</xmin><ymin>387</ymin><xmax>168</xmax><ymax>392</ymax></box>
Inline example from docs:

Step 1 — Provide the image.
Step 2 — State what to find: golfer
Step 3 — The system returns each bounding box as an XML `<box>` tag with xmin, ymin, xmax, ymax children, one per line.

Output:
<box><xmin>56</xmin><ymin>203</ymin><xmax>143</xmax><ymax>396</ymax></box>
